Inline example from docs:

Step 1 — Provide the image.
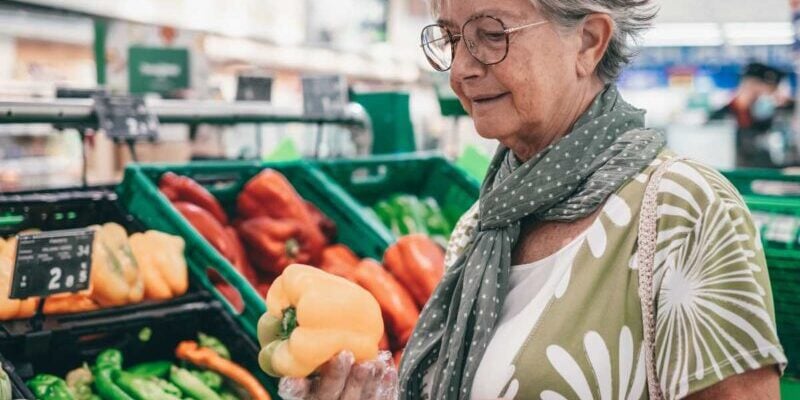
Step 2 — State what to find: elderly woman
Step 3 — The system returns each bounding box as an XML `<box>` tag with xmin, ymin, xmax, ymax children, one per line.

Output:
<box><xmin>277</xmin><ymin>0</ymin><xmax>786</xmax><ymax>398</ymax></box>
<box><xmin>395</xmin><ymin>0</ymin><xmax>786</xmax><ymax>399</ymax></box>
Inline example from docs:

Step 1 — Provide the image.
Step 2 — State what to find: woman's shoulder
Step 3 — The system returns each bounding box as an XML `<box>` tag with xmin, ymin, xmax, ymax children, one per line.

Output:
<box><xmin>638</xmin><ymin>151</ymin><xmax>749</xmax><ymax>215</ymax></box>
<box><xmin>611</xmin><ymin>150</ymin><xmax>751</xmax><ymax>232</ymax></box>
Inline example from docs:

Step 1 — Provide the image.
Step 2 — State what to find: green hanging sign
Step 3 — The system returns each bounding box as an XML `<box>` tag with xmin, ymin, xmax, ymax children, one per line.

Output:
<box><xmin>128</xmin><ymin>46</ymin><xmax>190</xmax><ymax>95</ymax></box>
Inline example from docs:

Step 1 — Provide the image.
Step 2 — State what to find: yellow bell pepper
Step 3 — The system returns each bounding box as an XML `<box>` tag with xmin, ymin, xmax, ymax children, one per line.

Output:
<box><xmin>129</xmin><ymin>230</ymin><xmax>189</xmax><ymax>300</ymax></box>
<box><xmin>257</xmin><ymin>264</ymin><xmax>384</xmax><ymax>378</ymax></box>
<box><xmin>90</xmin><ymin>223</ymin><xmax>144</xmax><ymax>306</ymax></box>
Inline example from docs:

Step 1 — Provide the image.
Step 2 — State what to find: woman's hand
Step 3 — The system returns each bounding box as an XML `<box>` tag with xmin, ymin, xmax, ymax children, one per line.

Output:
<box><xmin>278</xmin><ymin>351</ymin><xmax>398</xmax><ymax>400</ymax></box>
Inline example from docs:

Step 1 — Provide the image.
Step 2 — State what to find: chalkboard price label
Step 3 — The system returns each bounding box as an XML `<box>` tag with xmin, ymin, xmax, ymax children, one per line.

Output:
<box><xmin>10</xmin><ymin>228</ymin><xmax>95</xmax><ymax>299</ymax></box>
<box><xmin>302</xmin><ymin>75</ymin><xmax>347</xmax><ymax>118</ymax></box>
<box><xmin>93</xmin><ymin>94</ymin><xmax>159</xmax><ymax>141</ymax></box>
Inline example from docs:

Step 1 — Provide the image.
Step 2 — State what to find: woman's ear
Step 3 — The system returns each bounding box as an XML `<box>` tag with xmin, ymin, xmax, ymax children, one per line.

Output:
<box><xmin>576</xmin><ymin>13</ymin><xmax>614</xmax><ymax>78</ymax></box>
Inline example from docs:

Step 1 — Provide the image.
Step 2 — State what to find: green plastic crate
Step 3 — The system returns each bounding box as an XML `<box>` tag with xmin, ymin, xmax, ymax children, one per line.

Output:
<box><xmin>782</xmin><ymin>377</ymin><xmax>800</xmax><ymax>398</ymax></box>
<box><xmin>116</xmin><ymin>160</ymin><xmax>390</xmax><ymax>339</ymax></box>
<box><xmin>724</xmin><ymin>168</ymin><xmax>800</xmax><ymax>198</ymax></box>
<box><xmin>314</xmin><ymin>153</ymin><xmax>481</xmax><ymax>245</ymax></box>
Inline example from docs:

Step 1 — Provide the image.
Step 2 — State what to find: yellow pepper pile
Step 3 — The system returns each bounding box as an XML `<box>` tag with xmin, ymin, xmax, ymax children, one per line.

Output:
<box><xmin>0</xmin><ymin>223</ymin><xmax>190</xmax><ymax>319</ymax></box>
<box><xmin>257</xmin><ymin>264</ymin><xmax>384</xmax><ymax>378</ymax></box>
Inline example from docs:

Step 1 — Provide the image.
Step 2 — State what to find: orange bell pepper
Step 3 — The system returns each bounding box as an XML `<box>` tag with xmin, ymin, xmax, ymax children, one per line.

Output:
<box><xmin>353</xmin><ymin>259</ymin><xmax>419</xmax><ymax>348</ymax></box>
<box><xmin>319</xmin><ymin>244</ymin><xmax>360</xmax><ymax>281</ymax></box>
<box><xmin>383</xmin><ymin>234</ymin><xmax>445</xmax><ymax>307</ymax></box>
<box><xmin>43</xmin><ymin>293</ymin><xmax>98</xmax><ymax>315</ymax></box>
<box><xmin>176</xmin><ymin>341</ymin><xmax>271</xmax><ymax>400</ymax></box>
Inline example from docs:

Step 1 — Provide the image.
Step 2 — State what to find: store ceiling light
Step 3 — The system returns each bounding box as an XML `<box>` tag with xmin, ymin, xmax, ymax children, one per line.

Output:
<box><xmin>641</xmin><ymin>23</ymin><xmax>724</xmax><ymax>47</ymax></box>
<box><xmin>722</xmin><ymin>22</ymin><xmax>794</xmax><ymax>46</ymax></box>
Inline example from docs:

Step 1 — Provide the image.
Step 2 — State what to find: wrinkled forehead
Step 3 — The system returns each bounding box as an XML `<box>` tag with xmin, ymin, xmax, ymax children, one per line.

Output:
<box><xmin>434</xmin><ymin>0</ymin><xmax>538</xmax><ymax>29</ymax></box>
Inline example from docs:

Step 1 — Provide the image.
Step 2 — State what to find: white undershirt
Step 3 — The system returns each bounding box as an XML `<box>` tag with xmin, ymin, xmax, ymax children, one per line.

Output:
<box><xmin>469</xmin><ymin>233</ymin><xmax>585</xmax><ymax>399</ymax></box>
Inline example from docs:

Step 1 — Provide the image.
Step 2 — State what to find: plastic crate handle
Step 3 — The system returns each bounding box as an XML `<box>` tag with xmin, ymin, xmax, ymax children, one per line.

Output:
<box><xmin>349</xmin><ymin>165</ymin><xmax>390</xmax><ymax>186</ymax></box>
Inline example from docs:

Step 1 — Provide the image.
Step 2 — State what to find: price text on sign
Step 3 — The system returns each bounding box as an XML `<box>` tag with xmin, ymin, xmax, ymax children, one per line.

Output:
<box><xmin>93</xmin><ymin>94</ymin><xmax>159</xmax><ymax>141</ymax></box>
<box><xmin>302</xmin><ymin>75</ymin><xmax>347</xmax><ymax>117</ymax></box>
<box><xmin>10</xmin><ymin>228</ymin><xmax>95</xmax><ymax>299</ymax></box>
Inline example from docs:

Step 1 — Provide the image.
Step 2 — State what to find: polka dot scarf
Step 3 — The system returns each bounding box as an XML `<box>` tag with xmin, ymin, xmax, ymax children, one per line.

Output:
<box><xmin>398</xmin><ymin>84</ymin><xmax>665</xmax><ymax>399</ymax></box>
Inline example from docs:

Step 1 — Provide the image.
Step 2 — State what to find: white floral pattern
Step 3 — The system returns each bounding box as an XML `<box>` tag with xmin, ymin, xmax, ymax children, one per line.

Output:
<box><xmin>542</xmin><ymin>327</ymin><xmax>647</xmax><ymax>400</ymax></box>
<box><xmin>652</xmin><ymin>161</ymin><xmax>786</xmax><ymax>399</ymax></box>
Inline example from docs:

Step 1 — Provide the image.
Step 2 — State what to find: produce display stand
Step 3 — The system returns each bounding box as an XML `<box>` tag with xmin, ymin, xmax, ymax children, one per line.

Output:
<box><xmin>0</xmin><ymin>98</ymin><xmax>370</xmax><ymax>185</ymax></box>
<box><xmin>314</xmin><ymin>153</ymin><xmax>480</xmax><ymax>246</ymax></box>
<box><xmin>0</xmin><ymin>187</ymin><xmax>278</xmax><ymax>397</ymax></box>
<box><xmin>2</xmin><ymin>296</ymin><xmax>275</xmax><ymax>399</ymax></box>
<box><xmin>721</xmin><ymin>169</ymin><xmax>800</xmax><ymax>378</ymax></box>
<box><xmin>118</xmin><ymin>160</ymin><xmax>390</xmax><ymax>337</ymax></box>
<box><xmin>0</xmin><ymin>187</ymin><xmax>205</xmax><ymax>332</ymax></box>
<box><xmin>0</xmin><ymin>98</ymin><xmax>367</xmax><ymax>127</ymax></box>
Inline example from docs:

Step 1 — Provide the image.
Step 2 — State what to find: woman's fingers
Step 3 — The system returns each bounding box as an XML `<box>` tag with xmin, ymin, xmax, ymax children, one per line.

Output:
<box><xmin>357</xmin><ymin>359</ymin><xmax>386</xmax><ymax>400</ymax></box>
<box><xmin>278</xmin><ymin>377</ymin><xmax>312</xmax><ymax>400</ymax></box>
<box><xmin>310</xmin><ymin>351</ymin><xmax>354</xmax><ymax>400</ymax></box>
<box><xmin>339</xmin><ymin>361</ymin><xmax>374</xmax><ymax>400</ymax></box>
<box><xmin>375</xmin><ymin>366</ymin><xmax>398</xmax><ymax>400</ymax></box>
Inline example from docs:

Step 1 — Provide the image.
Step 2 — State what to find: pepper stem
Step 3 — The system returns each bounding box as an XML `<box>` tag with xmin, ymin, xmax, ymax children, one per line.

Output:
<box><xmin>281</xmin><ymin>307</ymin><xmax>297</xmax><ymax>340</ymax></box>
<box><xmin>285</xmin><ymin>238</ymin><xmax>300</xmax><ymax>259</ymax></box>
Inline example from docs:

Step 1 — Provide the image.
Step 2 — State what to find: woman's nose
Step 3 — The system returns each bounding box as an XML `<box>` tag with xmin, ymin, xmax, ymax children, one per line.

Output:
<box><xmin>450</xmin><ymin>37</ymin><xmax>484</xmax><ymax>83</ymax></box>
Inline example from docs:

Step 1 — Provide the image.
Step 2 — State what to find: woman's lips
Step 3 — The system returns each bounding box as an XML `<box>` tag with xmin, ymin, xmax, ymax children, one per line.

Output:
<box><xmin>472</xmin><ymin>93</ymin><xmax>509</xmax><ymax>107</ymax></box>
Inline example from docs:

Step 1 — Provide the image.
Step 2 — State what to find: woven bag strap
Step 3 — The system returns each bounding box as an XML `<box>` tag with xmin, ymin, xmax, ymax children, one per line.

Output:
<box><xmin>637</xmin><ymin>156</ymin><xmax>687</xmax><ymax>400</ymax></box>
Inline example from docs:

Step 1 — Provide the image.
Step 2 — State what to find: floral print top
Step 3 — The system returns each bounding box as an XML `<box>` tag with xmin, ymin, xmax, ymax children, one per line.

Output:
<box><xmin>443</xmin><ymin>153</ymin><xmax>786</xmax><ymax>399</ymax></box>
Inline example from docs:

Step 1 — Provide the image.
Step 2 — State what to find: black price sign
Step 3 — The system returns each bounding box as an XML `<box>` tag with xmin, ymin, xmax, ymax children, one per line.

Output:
<box><xmin>93</xmin><ymin>94</ymin><xmax>159</xmax><ymax>141</ymax></box>
<box><xmin>302</xmin><ymin>75</ymin><xmax>347</xmax><ymax>118</ymax></box>
<box><xmin>236</xmin><ymin>74</ymin><xmax>273</xmax><ymax>102</ymax></box>
<box><xmin>10</xmin><ymin>228</ymin><xmax>95</xmax><ymax>299</ymax></box>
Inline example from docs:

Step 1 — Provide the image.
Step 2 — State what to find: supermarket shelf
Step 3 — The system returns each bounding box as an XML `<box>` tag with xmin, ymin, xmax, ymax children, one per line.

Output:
<box><xmin>0</xmin><ymin>98</ymin><xmax>368</xmax><ymax>127</ymax></box>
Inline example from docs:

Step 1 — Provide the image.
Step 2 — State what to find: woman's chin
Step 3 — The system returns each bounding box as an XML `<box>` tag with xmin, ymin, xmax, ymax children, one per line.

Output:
<box><xmin>474</xmin><ymin>121</ymin><xmax>514</xmax><ymax>141</ymax></box>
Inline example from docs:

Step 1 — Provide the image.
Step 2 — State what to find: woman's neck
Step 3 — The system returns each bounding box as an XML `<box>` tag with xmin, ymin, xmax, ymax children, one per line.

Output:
<box><xmin>508</xmin><ymin>79</ymin><xmax>606</xmax><ymax>163</ymax></box>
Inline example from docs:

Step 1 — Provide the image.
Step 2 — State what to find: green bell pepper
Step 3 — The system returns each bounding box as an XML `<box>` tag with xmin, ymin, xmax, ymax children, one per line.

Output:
<box><xmin>127</xmin><ymin>361</ymin><xmax>172</xmax><ymax>378</ymax></box>
<box><xmin>147</xmin><ymin>378</ymin><xmax>182</xmax><ymax>398</ymax></box>
<box><xmin>373</xmin><ymin>200</ymin><xmax>402</xmax><ymax>237</ymax></box>
<box><xmin>92</xmin><ymin>350</ymin><xmax>135</xmax><ymax>400</ymax></box>
<box><xmin>66</xmin><ymin>364</ymin><xmax>97</xmax><ymax>400</ymax></box>
<box><xmin>219</xmin><ymin>392</ymin><xmax>239</xmax><ymax>400</ymax></box>
<box><xmin>421</xmin><ymin>197</ymin><xmax>451</xmax><ymax>237</ymax></box>
<box><xmin>0</xmin><ymin>364</ymin><xmax>13</xmax><ymax>400</ymax></box>
<box><xmin>27</xmin><ymin>374</ymin><xmax>75</xmax><ymax>400</ymax></box>
<box><xmin>198</xmin><ymin>333</ymin><xmax>230</xmax><ymax>360</ymax></box>
<box><xmin>169</xmin><ymin>367</ymin><xmax>222</xmax><ymax>400</ymax></box>
<box><xmin>190</xmin><ymin>370</ymin><xmax>223</xmax><ymax>391</ymax></box>
<box><xmin>113</xmin><ymin>371</ymin><xmax>182</xmax><ymax>400</ymax></box>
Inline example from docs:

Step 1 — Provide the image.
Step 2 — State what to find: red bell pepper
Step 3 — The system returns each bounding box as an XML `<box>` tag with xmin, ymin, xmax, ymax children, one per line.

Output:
<box><xmin>305</xmin><ymin>201</ymin><xmax>337</xmax><ymax>242</ymax></box>
<box><xmin>353</xmin><ymin>259</ymin><xmax>419</xmax><ymax>348</ymax></box>
<box><xmin>225</xmin><ymin>227</ymin><xmax>259</xmax><ymax>284</ymax></box>
<box><xmin>383</xmin><ymin>234</ymin><xmax>445</xmax><ymax>308</ymax></box>
<box><xmin>214</xmin><ymin>282</ymin><xmax>244</xmax><ymax>312</ymax></box>
<box><xmin>379</xmin><ymin>332</ymin><xmax>390</xmax><ymax>351</ymax></box>
<box><xmin>319</xmin><ymin>244</ymin><xmax>360</xmax><ymax>281</ymax></box>
<box><xmin>159</xmin><ymin>172</ymin><xmax>228</xmax><ymax>225</ymax></box>
<box><xmin>236</xmin><ymin>216</ymin><xmax>323</xmax><ymax>276</ymax></box>
<box><xmin>173</xmin><ymin>202</ymin><xmax>239</xmax><ymax>266</ymax></box>
<box><xmin>237</xmin><ymin>169</ymin><xmax>327</xmax><ymax>249</ymax></box>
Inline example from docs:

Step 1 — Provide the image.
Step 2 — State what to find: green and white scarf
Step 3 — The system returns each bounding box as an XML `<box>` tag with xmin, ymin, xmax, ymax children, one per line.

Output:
<box><xmin>398</xmin><ymin>85</ymin><xmax>665</xmax><ymax>399</ymax></box>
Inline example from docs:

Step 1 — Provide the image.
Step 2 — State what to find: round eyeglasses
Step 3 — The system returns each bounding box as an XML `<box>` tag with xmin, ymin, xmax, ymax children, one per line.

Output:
<box><xmin>421</xmin><ymin>15</ymin><xmax>549</xmax><ymax>71</ymax></box>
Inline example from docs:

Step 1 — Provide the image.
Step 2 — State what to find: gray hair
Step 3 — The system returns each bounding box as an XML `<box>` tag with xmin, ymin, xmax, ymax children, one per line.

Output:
<box><xmin>432</xmin><ymin>0</ymin><xmax>657</xmax><ymax>82</ymax></box>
